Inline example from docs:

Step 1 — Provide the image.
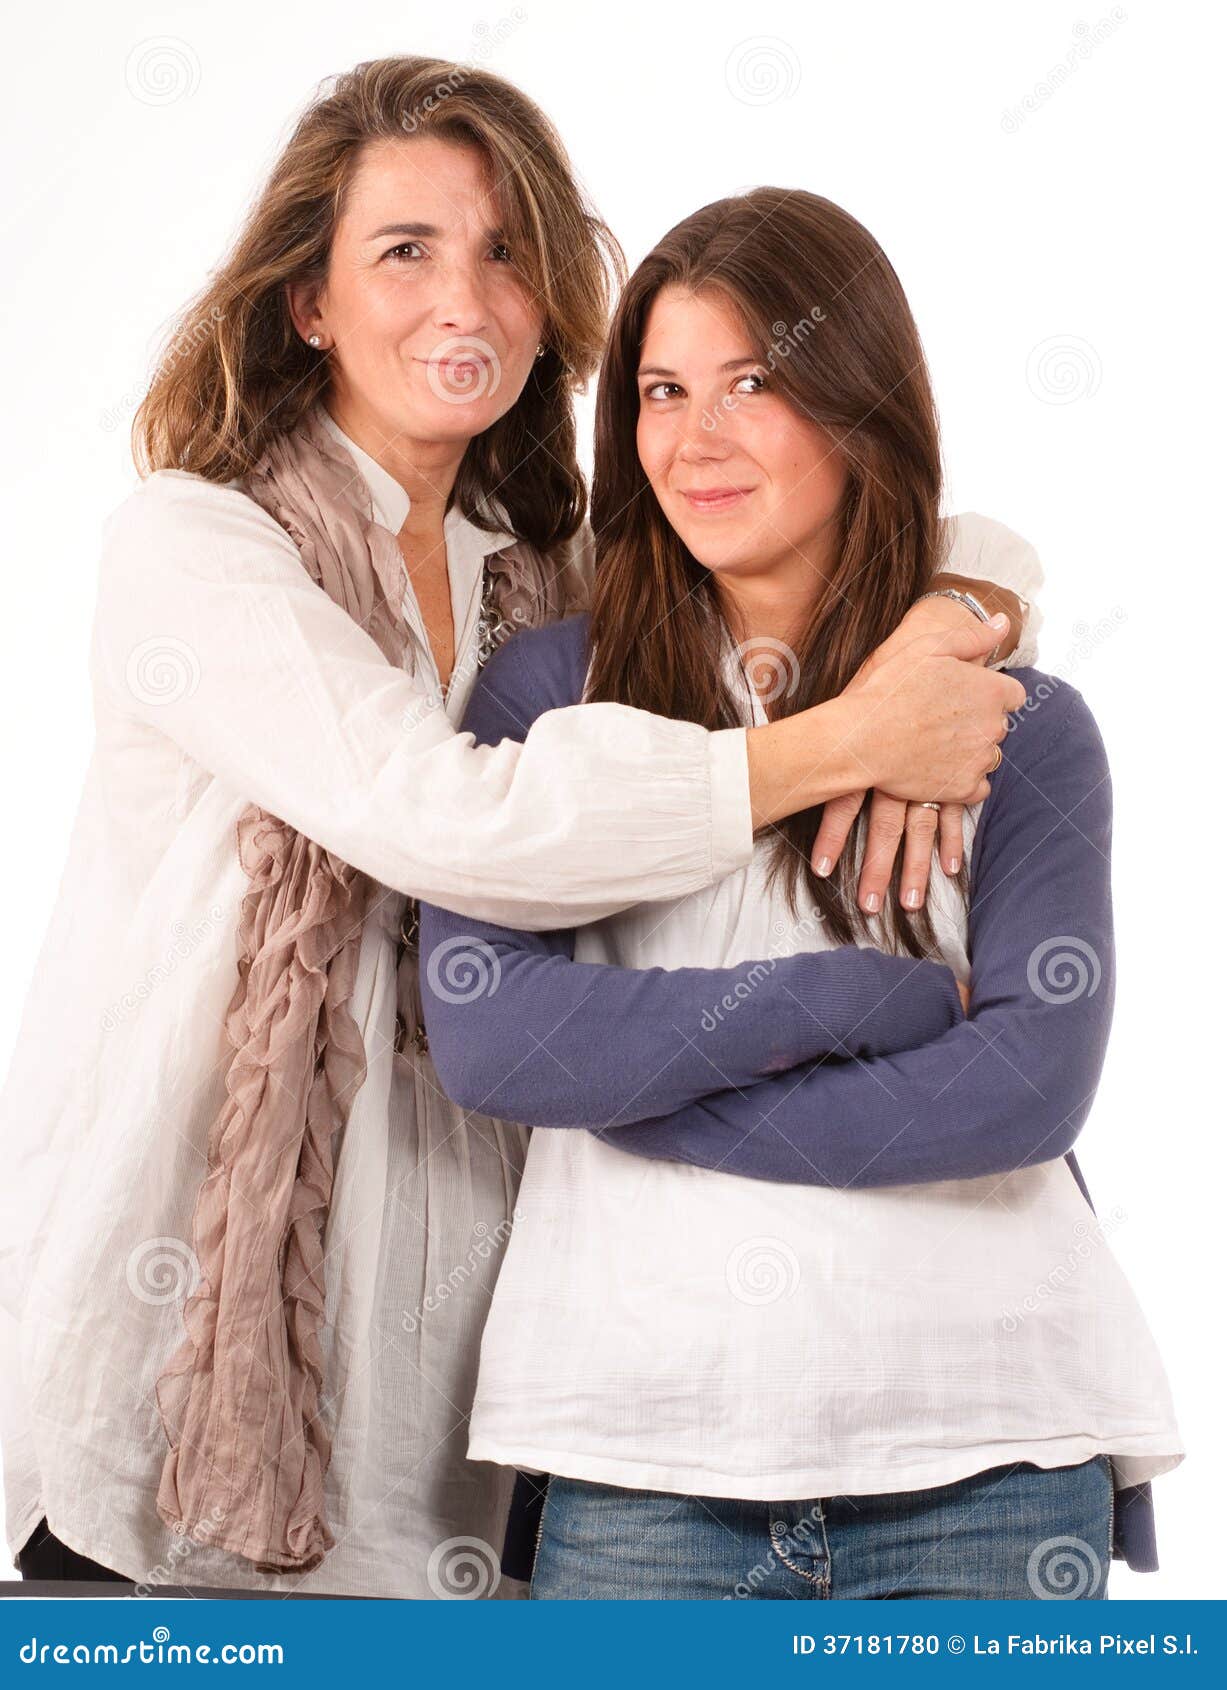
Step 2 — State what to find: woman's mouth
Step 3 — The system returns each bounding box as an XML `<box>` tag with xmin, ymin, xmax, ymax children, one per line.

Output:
<box><xmin>417</xmin><ymin>348</ymin><xmax>503</xmax><ymax>402</ymax></box>
<box><xmin>421</xmin><ymin>356</ymin><xmax>491</xmax><ymax>374</ymax></box>
<box><xmin>679</xmin><ymin>486</ymin><xmax>754</xmax><ymax>514</ymax></box>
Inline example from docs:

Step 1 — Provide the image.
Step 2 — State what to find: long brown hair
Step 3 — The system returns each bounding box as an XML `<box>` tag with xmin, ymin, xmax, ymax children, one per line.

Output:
<box><xmin>133</xmin><ymin>55</ymin><xmax>624</xmax><ymax>552</ymax></box>
<box><xmin>587</xmin><ymin>187</ymin><xmax>964</xmax><ymax>959</ymax></box>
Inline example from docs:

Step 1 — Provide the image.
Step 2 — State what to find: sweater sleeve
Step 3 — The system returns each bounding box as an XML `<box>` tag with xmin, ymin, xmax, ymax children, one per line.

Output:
<box><xmin>417</xmin><ymin>621</ymin><xmax>966</xmax><ymax>1129</ymax></box>
<box><xmin>593</xmin><ymin>676</ymin><xmax>1113</xmax><ymax>1186</ymax></box>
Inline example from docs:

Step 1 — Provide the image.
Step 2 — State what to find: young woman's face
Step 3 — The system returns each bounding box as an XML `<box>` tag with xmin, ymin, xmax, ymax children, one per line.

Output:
<box><xmin>636</xmin><ymin>286</ymin><xmax>847</xmax><ymax>588</ymax></box>
<box><xmin>300</xmin><ymin>136</ymin><xmax>545</xmax><ymax>447</ymax></box>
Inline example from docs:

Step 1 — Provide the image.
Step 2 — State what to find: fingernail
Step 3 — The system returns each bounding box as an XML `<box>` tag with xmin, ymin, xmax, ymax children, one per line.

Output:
<box><xmin>815</xmin><ymin>855</ymin><xmax>832</xmax><ymax>877</ymax></box>
<box><xmin>903</xmin><ymin>888</ymin><xmax>921</xmax><ymax>909</ymax></box>
<box><xmin>947</xmin><ymin>856</ymin><xmax>960</xmax><ymax>874</ymax></box>
<box><xmin>990</xmin><ymin>612</ymin><xmax>1009</xmax><ymax>629</ymax></box>
<box><xmin>864</xmin><ymin>891</ymin><xmax>881</xmax><ymax>913</ymax></box>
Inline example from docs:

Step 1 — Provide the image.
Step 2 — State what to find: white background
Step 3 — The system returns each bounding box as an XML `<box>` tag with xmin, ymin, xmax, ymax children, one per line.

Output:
<box><xmin>0</xmin><ymin>0</ymin><xmax>1220</xmax><ymax>1600</ymax></box>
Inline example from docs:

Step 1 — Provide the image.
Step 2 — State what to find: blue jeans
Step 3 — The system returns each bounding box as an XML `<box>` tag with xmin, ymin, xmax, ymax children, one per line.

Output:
<box><xmin>529</xmin><ymin>1455</ymin><xmax>1114</xmax><ymax>1600</ymax></box>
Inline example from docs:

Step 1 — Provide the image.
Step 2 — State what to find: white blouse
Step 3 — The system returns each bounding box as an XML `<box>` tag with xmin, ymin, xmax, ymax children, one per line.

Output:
<box><xmin>0</xmin><ymin>411</ymin><xmax>1046</xmax><ymax>1597</ymax></box>
<box><xmin>466</xmin><ymin>646</ymin><xmax>1185</xmax><ymax>1508</ymax></box>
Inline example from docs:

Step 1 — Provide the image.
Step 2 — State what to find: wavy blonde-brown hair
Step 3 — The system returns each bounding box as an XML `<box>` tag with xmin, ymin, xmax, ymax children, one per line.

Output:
<box><xmin>133</xmin><ymin>55</ymin><xmax>624</xmax><ymax>550</ymax></box>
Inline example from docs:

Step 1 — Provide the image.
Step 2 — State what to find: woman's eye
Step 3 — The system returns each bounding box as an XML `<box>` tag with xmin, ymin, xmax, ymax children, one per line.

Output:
<box><xmin>642</xmin><ymin>381</ymin><xmax>682</xmax><ymax>401</ymax></box>
<box><xmin>489</xmin><ymin>242</ymin><xmax>513</xmax><ymax>263</ymax></box>
<box><xmin>733</xmin><ymin>372</ymin><xmax>767</xmax><ymax>395</ymax></box>
<box><xmin>385</xmin><ymin>242</ymin><xmax>425</xmax><ymax>263</ymax></box>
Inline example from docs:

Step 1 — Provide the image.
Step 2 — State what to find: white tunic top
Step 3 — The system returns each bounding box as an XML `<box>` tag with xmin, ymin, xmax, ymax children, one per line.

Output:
<box><xmin>466</xmin><ymin>649</ymin><xmax>1185</xmax><ymax>1506</ymax></box>
<box><xmin>0</xmin><ymin>416</ymin><xmax>751</xmax><ymax>1598</ymax></box>
<box><xmin>0</xmin><ymin>411</ymin><xmax>1047</xmax><ymax>1595</ymax></box>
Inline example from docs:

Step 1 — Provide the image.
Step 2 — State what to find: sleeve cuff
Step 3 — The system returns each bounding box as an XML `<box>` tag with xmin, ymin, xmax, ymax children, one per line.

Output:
<box><xmin>707</xmin><ymin>727</ymin><xmax>755</xmax><ymax>882</ymax></box>
<box><xmin>945</xmin><ymin>511</ymin><xmax>1045</xmax><ymax>670</ymax></box>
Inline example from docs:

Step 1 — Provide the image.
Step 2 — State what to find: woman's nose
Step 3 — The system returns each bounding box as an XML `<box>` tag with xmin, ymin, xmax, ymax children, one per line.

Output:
<box><xmin>675</xmin><ymin>428</ymin><xmax>731</xmax><ymax>463</ymax></box>
<box><xmin>431</xmin><ymin>265</ymin><xmax>489</xmax><ymax>337</ymax></box>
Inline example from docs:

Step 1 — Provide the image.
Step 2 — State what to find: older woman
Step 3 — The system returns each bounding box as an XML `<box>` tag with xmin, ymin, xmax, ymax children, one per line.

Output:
<box><xmin>1</xmin><ymin>58</ymin><xmax>1034</xmax><ymax>1597</ymax></box>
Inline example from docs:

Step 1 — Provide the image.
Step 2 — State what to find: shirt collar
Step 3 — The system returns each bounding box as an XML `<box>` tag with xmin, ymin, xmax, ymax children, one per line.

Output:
<box><xmin>315</xmin><ymin>404</ymin><xmax>519</xmax><ymax>558</ymax></box>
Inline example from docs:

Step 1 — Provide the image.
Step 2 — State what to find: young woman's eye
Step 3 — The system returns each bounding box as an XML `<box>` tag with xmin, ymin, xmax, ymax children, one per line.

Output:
<box><xmin>733</xmin><ymin>371</ymin><xmax>767</xmax><ymax>395</ymax></box>
<box><xmin>488</xmin><ymin>242</ymin><xmax>513</xmax><ymax>263</ymax></box>
<box><xmin>642</xmin><ymin>381</ymin><xmax>683</xmax><ymax>401</ymax></box>
<box><xmin>385</xmin><ymin>241</ymin><xmax>426</xmax><ymax>263</ymax></box>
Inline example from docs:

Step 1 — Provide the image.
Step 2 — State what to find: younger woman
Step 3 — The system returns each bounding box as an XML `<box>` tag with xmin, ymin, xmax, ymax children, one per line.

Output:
<box><xmin>419</xmin><ymin>189</ymin><xmax>1184</xmax><ymax>1600</ymax></box>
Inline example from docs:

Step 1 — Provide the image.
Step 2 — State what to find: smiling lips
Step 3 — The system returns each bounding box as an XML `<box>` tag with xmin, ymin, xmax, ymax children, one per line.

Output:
<box><xmin>679</xmin><ymin>486</ymin><xmax>754</xmax><ymax>513</ymax></box>
<box><xmin>425</xmin><ymin>355</ymin><xmax>489</xmax><ymax>372</ymax></box>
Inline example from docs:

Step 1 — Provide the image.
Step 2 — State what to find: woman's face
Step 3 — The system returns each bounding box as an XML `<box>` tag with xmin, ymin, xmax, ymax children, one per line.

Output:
<box><xmin>636</xmin><ymin>286</ymin><xmax>847</xmax><ymax>596</ymax></box>
<box><xmin>292</xmin><ymin>136</ymin><xmax>545</xmax><ymax>449</ymax></box>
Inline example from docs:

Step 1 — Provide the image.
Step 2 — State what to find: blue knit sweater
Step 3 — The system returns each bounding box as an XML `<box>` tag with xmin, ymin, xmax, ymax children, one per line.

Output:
<box><xmin>417</xmin><ymin>611</ymin><xmax>1158</xmax><ymax>1578</ymax></box>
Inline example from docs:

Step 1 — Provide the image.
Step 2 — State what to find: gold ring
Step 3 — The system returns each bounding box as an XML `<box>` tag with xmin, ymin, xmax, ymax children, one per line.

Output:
<box><xmin>988</xmin><ymin>744</ymin><xmax>1003</xmax><ymax>772</ymax></box>
<box><xmin>916</xmin><ymin>801</ymin><xmax>942</xmax><ymax>811</ymax></box>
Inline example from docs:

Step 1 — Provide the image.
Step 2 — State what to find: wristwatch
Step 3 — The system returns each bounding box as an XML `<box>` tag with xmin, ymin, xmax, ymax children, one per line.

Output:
<box><xmin>916</xmin><ymin>586</ymin><xmax>1027</xmax><ymax>668</ymax></box>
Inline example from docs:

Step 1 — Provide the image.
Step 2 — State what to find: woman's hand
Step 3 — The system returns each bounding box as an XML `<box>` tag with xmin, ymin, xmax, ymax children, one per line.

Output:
<box><xmin>813</xmin><ymin>790</ymin><xmax>966</xmax><ymax>912</ymax></box>
<box><xmin>809</xmin><ymin>599</ymin><xmax>1020</xmax><ymax>911</ymax></box>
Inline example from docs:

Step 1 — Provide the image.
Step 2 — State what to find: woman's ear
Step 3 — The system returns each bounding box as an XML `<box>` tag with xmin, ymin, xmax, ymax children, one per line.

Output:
<box><xmin>285</xmin><ymin>279</ymin><xmax>326</xmax><ymax>347</ymax></box>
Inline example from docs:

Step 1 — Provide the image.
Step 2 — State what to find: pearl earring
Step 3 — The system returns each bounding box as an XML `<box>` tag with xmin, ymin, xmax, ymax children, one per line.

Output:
<box><xmin>534</xmin><ymin>343</ymin><xmax>546</xmax><ymax>360</ymax></box>
<box><xmin>308</xmin><ymin>334</ymin><xmax>323</xmax><ymax>348</ymax></box>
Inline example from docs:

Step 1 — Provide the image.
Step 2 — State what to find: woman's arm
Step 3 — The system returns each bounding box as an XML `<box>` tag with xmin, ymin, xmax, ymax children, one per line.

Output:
<box><xmin>419</xmin><ymin>905</ymin><xmax>963</xmax><ymax>1131</ymax></box>
<box><xmin>412</xmin><ymin>522</ymin><xmax>1055</xmax><ymax>1157</ymax></box>
<box><xmin>95</xmin><ymin>477</ymin><xmax>1014</xmax><ymax>928</ymax></box>
<box><xmin>94</xmin><ymin>476</ymin><xmax>749</xmax><ymax>927</ymax></box>
<box><xmin>417</xmin><ymin>622</ymin><xmax>964</xmax><ymax>1125</ymax></box>
<box><xmin>596</xmin><ymin>677</ymin><xmax>1114</xmax><ymax>1187</ymax></box>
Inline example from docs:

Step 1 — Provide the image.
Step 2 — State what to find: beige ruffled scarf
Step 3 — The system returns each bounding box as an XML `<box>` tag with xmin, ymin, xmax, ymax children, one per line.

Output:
<box><xmin>152</xmin><ymin>403</ymin><xmax>585</xmax><ymax>1574</ymax></box>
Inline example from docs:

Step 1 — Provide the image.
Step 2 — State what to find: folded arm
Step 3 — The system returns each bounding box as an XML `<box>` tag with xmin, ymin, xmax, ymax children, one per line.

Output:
<box><xmin>419</xmin><ymin>910</ymin><xmax>964</xmax><ymax>1128</ymax></box>
<box><xmin>595</xmin><ymin>679</ymin><xmax>1114</xmax><ymax>1187</ymax></box>
<box><xmin>418</xmin><ymin>644</ymin><xmax>965</xmax><ymax>1128</ymax></box>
